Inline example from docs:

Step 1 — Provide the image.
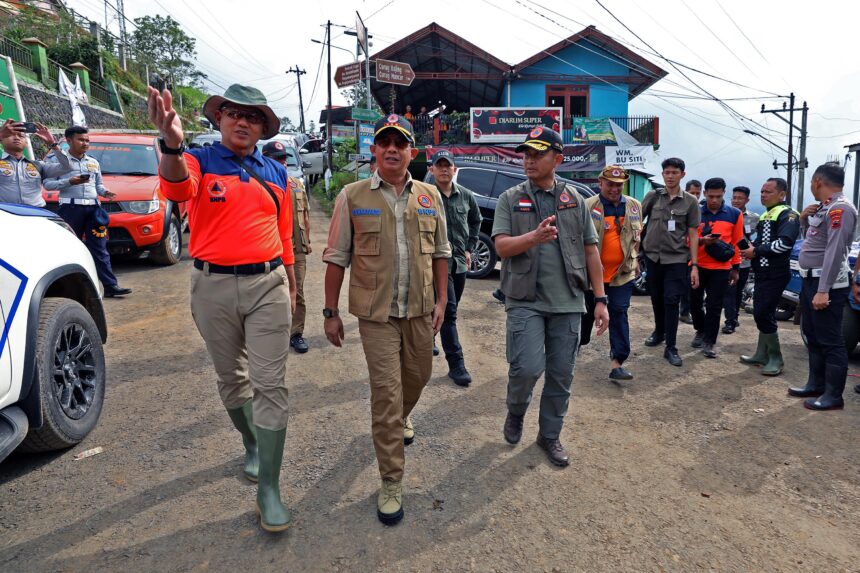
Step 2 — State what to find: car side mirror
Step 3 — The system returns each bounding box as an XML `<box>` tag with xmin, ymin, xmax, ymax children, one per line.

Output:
<box><xmin>302</xmin><ymin>161</ymin><xmax>312</xmax><ymax>169</ymax></box>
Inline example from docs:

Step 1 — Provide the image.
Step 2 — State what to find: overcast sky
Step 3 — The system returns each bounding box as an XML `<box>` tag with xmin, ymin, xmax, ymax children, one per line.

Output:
<box><xmin>66</xmin><ymin>0</ymin><xmax>860</xmax><ymax>210</ymax></box>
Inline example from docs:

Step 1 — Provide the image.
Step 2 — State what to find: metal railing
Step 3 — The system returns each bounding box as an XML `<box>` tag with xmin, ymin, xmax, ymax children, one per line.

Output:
<box><xmin>0</xmin><ymin>36</ymin><xmax>33</xmax><ymax>69</ymax></box>
<box><xmin>47</xmin><ymin>59</ymin><xmax>77</xmax><ymax>87</ymax></box>
<box><xmin>90</xmin><ymin>80</ymin><xmax>111</xmax><ymax>107</ymax></box>
<box><xmin>563</xmin><ymin>115</ymin><xmax>659</xmax><ymax>145</ymax></box>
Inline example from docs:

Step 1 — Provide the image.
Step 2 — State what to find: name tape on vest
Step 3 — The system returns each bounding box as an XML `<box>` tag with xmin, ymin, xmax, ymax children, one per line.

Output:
<box><xmin>352</xmin><ymin>208</ymin><xmax>382</xmax><ymax>216</ymax></box>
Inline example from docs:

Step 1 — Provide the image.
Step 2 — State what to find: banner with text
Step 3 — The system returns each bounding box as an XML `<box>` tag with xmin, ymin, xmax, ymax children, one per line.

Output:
<box><xmin>469</xmin><ymin>107</ymin><xmax>562</xmax><ymax>143</ymax></box>
<box><xmin>571</xmin><ymin>117</ymin><xmax>614</xmax><ymax>142</ymax></box>
<box><xmin>605</xmin><ymin>145</ymin><xmax>659</xmax><ymax>173</ymax></box>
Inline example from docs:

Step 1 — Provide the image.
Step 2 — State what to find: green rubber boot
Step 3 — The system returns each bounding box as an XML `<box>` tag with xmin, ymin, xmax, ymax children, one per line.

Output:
<box><xmin>226</xmin><ymin>401</ymin><xmax>259</xmax><ymax>482</ymax></box>
<box><xmin>739</xmin><ymin>333</ymin><xmax>768</xmax><ymax>366</ymax></box>
<box><xmin>761</xmin><ymin>333</ymin><xmax>784</xmax><ymax>376</ymax></box>
<box><xmin>255</xmin><ymin>426</ymin><xmax>292</xmax><ymax>532</ymax></box>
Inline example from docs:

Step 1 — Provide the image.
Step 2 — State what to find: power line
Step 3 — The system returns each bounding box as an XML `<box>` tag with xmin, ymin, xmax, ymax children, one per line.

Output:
<box><xmin>592</xmin><ymin>0</ymin><xmax>784</xmax><ymax>146</ymax></box>
<box><xmin>678</xmin><ymin>0</ymin><xmax>757</xmax><ymax>76</ymax></box>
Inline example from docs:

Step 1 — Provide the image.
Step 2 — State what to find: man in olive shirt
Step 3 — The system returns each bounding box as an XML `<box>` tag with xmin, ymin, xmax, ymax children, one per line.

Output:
<box><xmin>492</xmin><ymin>127</ymin><xmax>608</xmax><ymax>468</ymax></box>
<box><xmin>429</xmin><ymin>150</ymin><xmax>482</xmax><ymax>386</ymax></box>
<box><xmin>641</xmin><ymin>157</ymin><xmax>701</xmax><ymax>367</ymax></box>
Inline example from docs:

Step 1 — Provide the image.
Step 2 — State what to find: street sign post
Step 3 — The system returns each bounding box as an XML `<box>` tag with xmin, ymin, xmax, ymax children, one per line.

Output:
<box><xmin>352</xmin><ymin>107</ymin><xmax>382</xmax><ymax>122</ymax></box>
<box><xmin>374</xmin><ymin>59</ymin><xmax>415</xmax><ymax>86</ymax></box>
<box><xmin>334</xmin><ymin>62</ymin><xmax>362</xmax><ymax>88</ymax></box>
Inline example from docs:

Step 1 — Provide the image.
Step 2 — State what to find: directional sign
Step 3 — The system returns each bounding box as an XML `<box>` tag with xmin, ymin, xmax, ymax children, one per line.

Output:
<box><xmin>352</xmin><ymin>107</ymin><xmax>382</xmax><ymax>122</ymax></box>
<box><xmin>334</xmin><ymin>62</ymin><xmax>362</xmax><ymax>88</ymax></box>
<box><xmin>349</xmin><ymin>153</ymin><xmax>372</xmax><ymax>162</ymax></box>
<box><xmin>374</xmin><ymin>59</ymin><xmax>415</xmax><ymax>86</ymax></box>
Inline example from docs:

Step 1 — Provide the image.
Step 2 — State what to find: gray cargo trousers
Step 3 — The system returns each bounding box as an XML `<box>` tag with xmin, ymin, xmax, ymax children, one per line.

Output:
<box><xmin>505</xmin><ymin>307</ymin><xmax>582</xmax><ymax>440</ymax></box>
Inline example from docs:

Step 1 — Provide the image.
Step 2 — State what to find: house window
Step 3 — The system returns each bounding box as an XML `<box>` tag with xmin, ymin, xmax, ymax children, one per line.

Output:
<box><xmin>546</xmin><ymin>86</ymin><xmax>590</xmax><ymax>129</ymax></box>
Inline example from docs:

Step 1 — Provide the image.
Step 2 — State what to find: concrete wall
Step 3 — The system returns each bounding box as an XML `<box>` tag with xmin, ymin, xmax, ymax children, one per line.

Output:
<box><xmin>18</xmin><ymin>80</ymin><xmax>126</xmax><ymax>129</ymax></box>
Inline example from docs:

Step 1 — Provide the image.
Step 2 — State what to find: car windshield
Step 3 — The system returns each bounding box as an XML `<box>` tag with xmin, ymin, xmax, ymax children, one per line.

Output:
<box><xmin>282</xmin><ymin>147</ymin><xmax>299</xmax><ymax>168</ymax></box>
<box><xmin>88</xmin><ymin>143</ymin><xmax>159</xmax><ymax>175</ymax></box>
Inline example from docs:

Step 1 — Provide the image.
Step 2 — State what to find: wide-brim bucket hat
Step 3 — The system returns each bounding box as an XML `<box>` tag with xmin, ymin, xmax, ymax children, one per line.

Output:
<box><xmin>203</xmin><ymin>84</ymin><xmax>280</xmax><ymax>140</ymax></box>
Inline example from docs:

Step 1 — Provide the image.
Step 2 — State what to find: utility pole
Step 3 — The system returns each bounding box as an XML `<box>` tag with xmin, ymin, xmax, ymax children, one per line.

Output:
<box><xmin>846</xmin><ymin>143</ymin><xmax>860</xmax><ymax>212</ymax></box>
<box><xmin>286</xmin><ymin>66</ymin><xmax>307</xmax><ymax>133</ymax></box>
<box><xmin>796</xmin><ymin>101</ymin><xmax>809</xmax><ymax>203</ymax></box>
<box><xmin>326</xmin><ymin>20</ymin><xmax>333</xmax><ymax>179</ymax></box>
<box><xmin>116</xmin><ymin>0</ymin><xmax>128</xmax><ymax>70</ymax></box>
<box><xmin>761</xmin><ymin>93</ymin><xmax>808</xmax><ymax>211</ymax></box>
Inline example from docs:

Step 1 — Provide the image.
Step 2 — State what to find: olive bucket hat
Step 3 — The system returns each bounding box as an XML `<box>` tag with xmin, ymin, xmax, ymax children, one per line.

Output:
<box><xmin>203</xmin><ymin>84</ymin><xmax>280</xmax><ymax>140</ymax></box>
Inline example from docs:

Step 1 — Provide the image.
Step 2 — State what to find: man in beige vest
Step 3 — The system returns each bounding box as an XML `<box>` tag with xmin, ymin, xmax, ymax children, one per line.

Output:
<box><xmin>323</xmin><ymin>114</ymin><xmax>451</xmax><ymax>525</ymax></box>
<box><xmin>581</xmin><ymin>165</ymin><xmax>642</xmax><ymax>381</ymax></box>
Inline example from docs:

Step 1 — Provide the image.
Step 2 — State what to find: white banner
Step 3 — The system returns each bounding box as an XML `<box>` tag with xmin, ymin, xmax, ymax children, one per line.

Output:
<box><xmin>605</xmin><ymin>145</ymin><xmax>659</xmax><ymax>173</ymax></box>
<box><xmin>58</xmin><ymin>69</ymin><xmax>87</xmax><ymax>127</ymax></box>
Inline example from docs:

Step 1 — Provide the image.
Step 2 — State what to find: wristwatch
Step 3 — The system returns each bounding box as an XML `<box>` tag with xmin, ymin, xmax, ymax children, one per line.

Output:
<box><xmin>323</xmin><ymin>307</ymin><xmax>339</xmax><ymax>319</ymax></box>
<box><xmin>158</xmin><ymin>138</ymin><xmax>186</xmax><ymax>155</ymax></box>
<box><xmin>594</xmin><ymin>296</ymin><xmax>609</xmax><ymax>305</ymax></box>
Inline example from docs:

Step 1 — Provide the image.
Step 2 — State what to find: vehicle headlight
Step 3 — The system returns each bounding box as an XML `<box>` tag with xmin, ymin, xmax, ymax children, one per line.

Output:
<box><xmin>50</xmin><ymin>217</ymin><xmax>75</xmax><ymax>234</ymax></box>
<box><xmin>120</xmin><ymin>199</ymin><xmax>160</xmax><ymax>214</ymax></box>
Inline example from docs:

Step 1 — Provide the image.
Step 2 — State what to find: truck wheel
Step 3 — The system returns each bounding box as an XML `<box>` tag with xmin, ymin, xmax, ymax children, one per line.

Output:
<box><xmin>19</xmin><ymin>298</ymin><xmax>106</xmax><ymax>452</ymax></box>
<box><xmin>467</xmin><ymin>232</ymin><xmax>497</xmax><ymax>279</ymax></box>
<box><xmin>149</xmin><ymin>212</ymin><xmax>182</xmax><ymax>266</ymax></box>
<box><xmin>843</xmin><ymin>305</ymin><xmax>860</xmax><ymax>355</ymax></box>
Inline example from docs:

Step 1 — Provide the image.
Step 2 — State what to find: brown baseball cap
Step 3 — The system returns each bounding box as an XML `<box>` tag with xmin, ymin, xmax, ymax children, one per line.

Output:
<box><xmin>599</xmin><ymin>164</ymin><xmax>629</xmax><ymax>183</ymax></box>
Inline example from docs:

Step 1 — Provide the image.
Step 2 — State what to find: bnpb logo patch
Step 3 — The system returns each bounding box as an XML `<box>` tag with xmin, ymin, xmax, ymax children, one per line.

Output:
<box><xmin>418</xmin><ymin>194</ymin><xmax>433</xmax><ymax>208</ymax></box>
<box><xmin>529</xmin><ymin>127</ymin><xmax>543</xmax><ymax>138</ymax></box>
<box><xmin>206</xmin><ymin>179</ymin><xmax>228</xmax><ymax>197</ymax></box>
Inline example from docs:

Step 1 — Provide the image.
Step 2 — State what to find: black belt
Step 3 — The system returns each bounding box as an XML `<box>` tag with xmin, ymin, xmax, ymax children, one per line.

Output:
<box><xmin>193</xmin><ymin>257</ymin><xmax>282</xmax><ymax>275</ymax></box>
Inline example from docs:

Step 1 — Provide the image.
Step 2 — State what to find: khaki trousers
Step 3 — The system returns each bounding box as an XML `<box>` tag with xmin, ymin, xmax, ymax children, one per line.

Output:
<box><xmin>358</xmin><ymin>315</ymin><xmax>433</xmax><ymax>481</ymax></box>
<box><xmin>290</xmin><ymin>254</ymin><xmax>307</xmax><ymax>337</ymax></box>
<box><xmin>190</xmin><ymin>266</ymin><xmax>291</xmax><ymax>430</ymax></box>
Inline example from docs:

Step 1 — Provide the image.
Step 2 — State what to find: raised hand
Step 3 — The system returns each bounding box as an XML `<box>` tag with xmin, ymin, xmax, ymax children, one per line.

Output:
<box><xmin>0</xmin><ymin>119</ymin><xmax>24</xmax><ymax>139</ymax></box>
<box><xmin>147</xmin><ymin>86</ymin><xmax>184</xmax><ymax>147</ymax></box>
<box><xmin>34</xmin><ymin>123</ymin><xmax>55</xmax><ymax>147</ymax></box>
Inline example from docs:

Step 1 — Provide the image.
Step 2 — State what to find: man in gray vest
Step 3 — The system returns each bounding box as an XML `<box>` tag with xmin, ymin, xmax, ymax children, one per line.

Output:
<box><xmin>0</xmin><ymin>119</ymin><xmax>71</xmax><ymax>206</ymax></box>
<box><xmin>492</xmin><ymin>126</ymin><xmax>608</xmax><ymax>467</ymax></box>
<box><xmin>788</xmin><ymin>163</ymin><xmax>857</xmax><ymax>410</ymax></box>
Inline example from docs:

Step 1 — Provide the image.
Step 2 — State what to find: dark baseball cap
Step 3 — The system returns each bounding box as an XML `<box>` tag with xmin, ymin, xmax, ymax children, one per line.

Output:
<box><xmin>374</xmin><ymin>113</ymin><xmax>415</xmax><ymax>145</ymax></box>
<box><xmin>262</xmin><ymin>140</ymin><xmax>288</xmax><ymax>159</ymax></box>
<box><xmin>431</xmin><ymin>149</ymin><xmax>456</xmax><ymax>167</ymax></box>
<box><xmin>516</xmin><ymin>126</ymin><xmax>564</xmax><ymax>153</ymax></box>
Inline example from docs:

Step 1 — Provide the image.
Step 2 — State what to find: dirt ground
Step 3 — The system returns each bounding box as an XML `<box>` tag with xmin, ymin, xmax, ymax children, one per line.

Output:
<box><xmin>1</xmin><ymin>198</ymin><xmax>858</xmax><ymax>573</ymax></box>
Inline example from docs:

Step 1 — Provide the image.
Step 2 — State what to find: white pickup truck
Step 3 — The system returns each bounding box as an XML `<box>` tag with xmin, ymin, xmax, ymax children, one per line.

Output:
<box><xmin>0</xmin><ymin>203</ymin><xmax>108</xmax><ymax>462</ymax></box>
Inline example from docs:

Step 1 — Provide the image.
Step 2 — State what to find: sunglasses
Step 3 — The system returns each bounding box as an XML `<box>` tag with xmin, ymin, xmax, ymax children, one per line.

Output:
<box><xmin>374</xmin><ymin>134</ymin><xmax>410</xmax><ymax>149</ymax></box>
<box><xmin>221</xmin><ymin>108</ymin><xmax>265</xmax><ymax>125</ymax></box>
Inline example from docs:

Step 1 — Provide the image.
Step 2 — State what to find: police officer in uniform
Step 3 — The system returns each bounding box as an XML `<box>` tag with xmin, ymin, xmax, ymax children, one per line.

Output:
<box><xmin>580</xmin><ymin>164</ymin><xmax>642</xmax><ymax>380</ymax></box>
<box><xmin>788</xmin><ymin>163</ymin><xmax>856</xmax><ymax>410</ymax></box>
<box><xmin>723</xmin><ymin>185</ymin><xmax>760</xmax><ymax>334</ymax></box>
<box><xmin>493</xmin><ymin>126</ymin><xmax>608</xmax><ymax>467</ymax></box>
<box><xmin>323</xmin><ymin>114</ymin><xmax>450</xmax><ymax>525</ymax></box>
<box><xmin>262</xmin><ymin>141</ymin><xmax>312</xmax><ymax>353</ymax></box>
<box><xmin>739</xmin><ymin>178</ymin><xmax>798</xmax><ymax>375</ymax></box>
<box><xmin>44</xmin><ymin>126</ymin><xmax>132</xmax><ymax>297</ymax></box>
<box><xmin>0</xmin><ymin>119</ymin><xmax>71</xmax><ymax>206</ymax></box>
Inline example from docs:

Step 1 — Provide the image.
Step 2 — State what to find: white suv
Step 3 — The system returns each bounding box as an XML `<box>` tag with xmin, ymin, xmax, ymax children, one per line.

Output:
<box><xmin>0</xmin><ymin>203</ymin><xmax>107</xmax><ymax>462</ymax></box>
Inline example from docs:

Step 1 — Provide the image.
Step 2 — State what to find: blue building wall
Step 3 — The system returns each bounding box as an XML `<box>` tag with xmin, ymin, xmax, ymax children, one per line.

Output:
<box><xmin>508</xmin><ymin>42</ymin><xmax>630</xmax><ymax>117</ymax></box>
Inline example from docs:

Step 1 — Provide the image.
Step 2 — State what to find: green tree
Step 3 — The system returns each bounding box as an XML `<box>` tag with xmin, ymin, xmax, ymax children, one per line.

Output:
<box><xmin>131</xmin><ymin>15</ymin><xmax>199</xmax><ymax>89</ymax></box>
<box><xmin>341</xmin><ymin>82</ymin><xmax>382</xmax><ymax>114</ymax></box>
<box><xmin>279</xmin><ymin>116</ymin><xmax>295</xmax><ymax>132</ymax></box>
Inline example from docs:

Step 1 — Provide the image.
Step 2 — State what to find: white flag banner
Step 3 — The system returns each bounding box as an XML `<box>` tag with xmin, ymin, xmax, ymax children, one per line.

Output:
<box><xmin>58</xmin><ymin>69</ymin><xmax>87</xmax><ymax>127</ymax></box>
<box><xmin>606</xmin><ymin>145</ymin><xmax>659</xmax><ymax>173</ymax></box>
<box><xmin>73</xmin><ymin>74</ymin><xmax>89</xmax><ymax>105</ymax></box>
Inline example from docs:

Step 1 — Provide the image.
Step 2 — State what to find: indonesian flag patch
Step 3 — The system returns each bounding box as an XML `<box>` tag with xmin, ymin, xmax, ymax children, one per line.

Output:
<box><xmin>515</xmin><ymin>198</ymin><xmax>534</xmax><ymax>212</ymax></box>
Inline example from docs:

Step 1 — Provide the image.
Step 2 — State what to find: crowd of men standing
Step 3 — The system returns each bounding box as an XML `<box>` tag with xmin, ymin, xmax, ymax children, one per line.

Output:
<box><xmin>3</xmin><ymin>85</ymin><xmax>858</xmax><ymax>534</ymax></box>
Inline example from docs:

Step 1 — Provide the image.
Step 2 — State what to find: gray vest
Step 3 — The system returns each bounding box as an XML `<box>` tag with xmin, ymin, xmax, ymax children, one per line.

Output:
<box><xmin>499</xmin><ymin>181</ymin><xmax>587</xmax><ymax>301</ymax></box>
